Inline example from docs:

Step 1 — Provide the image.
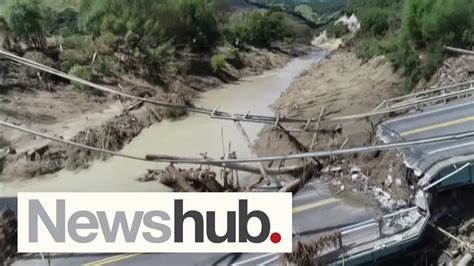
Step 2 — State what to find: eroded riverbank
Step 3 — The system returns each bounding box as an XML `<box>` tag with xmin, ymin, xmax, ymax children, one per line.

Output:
<box><xmin>0</xmin><ymin>47</ymin><xmax>292</xmax><ymax>181</ymax></box>
<box><xmin>0</xmin><ymin>53</ymin><xmax>324</xmax><ymax>196</ymax></box>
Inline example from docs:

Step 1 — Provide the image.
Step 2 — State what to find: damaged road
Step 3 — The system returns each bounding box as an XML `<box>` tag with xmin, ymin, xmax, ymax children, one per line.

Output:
<box><xmin>4</xmin><ymin>180</ymin><xmax>379</xmax><ymax>266</ymax></box>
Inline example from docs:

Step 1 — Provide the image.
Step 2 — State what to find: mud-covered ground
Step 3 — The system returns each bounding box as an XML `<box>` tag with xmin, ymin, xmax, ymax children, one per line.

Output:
<box><xmin>254</xmin><ymin>50</ymin><xmax>412</xmax><ymax>206</ymax></box>
<box><xmin>0</xmin><ymin>47</ymin><xmax>292</xmax><ymax>181</ymax></box>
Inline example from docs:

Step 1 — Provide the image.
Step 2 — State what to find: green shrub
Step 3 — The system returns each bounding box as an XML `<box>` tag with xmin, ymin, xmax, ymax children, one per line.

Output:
<box><xmin>93</xmin><ymin>32</ymin><xmax>118</xmax><ymax>54</ymax></box>
<box><xmin>80</xmin><ymin>0</ymin><xmax>220</xmax><ymax>47</ymax></box>
<box><xmin>60</xmin><ymin>34</ymin><xmax>118</xmax><ymax>73</ymax></box>
<box><xmin>421</xmin><ymin>44</ymin><xmax>443</xmax><ymax>81</ymax></box>
<box><xmin>124</xmin><ymin>30</ymin><xmax>139</xmax><ymax>49</ymax></box>
<box><xmin>402</xmin><ymin>0</ymin><xmax>473</xmax><ymax>48</ymax></box>
<box><xmin>389</xmin><ymin>42</ymin><xmax>421</xmax><ymax>90</ymax></box>
<box><xmin>210</xmin><ymin>54</ymin><xmax>226</xmax><ymax>73</ymax></box>
<box><xmin>354</xmin><ymin>35</ymin><xmax>398</xmax><ymax>62</ymax></box>
<box><xmin>360</xmin><ymin>7</ymin><xmax>389</xmax><ymax>37</ymax></box>
<box><xmin>59</xmin><ymin>49</ymin><xmax>92</xmax><ymax>72</ymax></box>
<box><xmin>224</xmin><ymin>10</ymin><xmax>300</xmax><ymax>47</ymax></box>
<box><xmin>53</xmin><ymin>8</ymin><xmax>79</xmax><ymax>34</ymax></box>
<box><xmin>92</xmin><ymin>55</ymin><xmax>122</xmax><ymax>76</ymax></box>
<box><xmin>148</xmin><ymin>42</ymin><xmax>175</xmax><ymax>66</ymax></box>
<box><xmin>63</xmin><ymin>34</ymin><xmax>93</xmax><ymax>50</ymax></box>
<box><xmin>68</xmin><ymin>64</ymin><xmax>91</xmax><ymax>90</ymax></box>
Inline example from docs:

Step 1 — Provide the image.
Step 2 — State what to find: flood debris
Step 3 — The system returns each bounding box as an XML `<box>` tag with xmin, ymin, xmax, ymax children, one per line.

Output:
<box><xmin>318</xmin><ymin>147</ymin><xmax>413</xmax><ymax>211</ymax></box>
<box><xmin>136</xmin><ymin>164</ymin><xmax>235</xmax><ymax>192</ymax></box>
<box><xmin>280</xmin><ymin>231</ymin><xmax>341</xmax><ymax>265</ymax></box>
<box><xmin>421</xmin><ymin>54</ymin><xmax>474</xmax><ymax>90</ymax></box>
<box><xmin>137</xmin><ymin>159</ymin><xmax>320</xmax><ymax>193</ymax></box>
<box><xmin>1</xmin><ymin>106</ymin><xmax>163</xmax><ymax>180</ymax></box>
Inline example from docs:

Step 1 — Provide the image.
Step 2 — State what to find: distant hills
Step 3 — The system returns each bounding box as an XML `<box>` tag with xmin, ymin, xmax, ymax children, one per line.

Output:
<box><xmin>248</xmin><ymin>0</ymin><xmax>346</xmax><ymax>13</ymax></box>
<box><xmin>245</xmin><ymin>0</ymin><xmax>346</xmax><ymax>27</ymax></box>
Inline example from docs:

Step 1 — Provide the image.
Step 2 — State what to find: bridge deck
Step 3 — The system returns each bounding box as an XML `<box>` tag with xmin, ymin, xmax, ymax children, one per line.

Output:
<box><xmin>379</xmin><ymin>99</ymin><xmax>474</xmax><ymax>175</ymax></box>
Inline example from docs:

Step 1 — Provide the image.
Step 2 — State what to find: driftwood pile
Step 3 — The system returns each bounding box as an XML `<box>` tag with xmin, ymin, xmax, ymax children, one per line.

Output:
<box><xmin>424</xmin><ymin>54</ymin><xmax>474</xmax><ymax>89</ymax></box>
<box><xmin>137</xmin><ymin>164</ymin><xmax>238</xmax><ymax>192</ymax></box>
<box><xmin>138</xmin><ymin>158</ymin><xmax>320</xmax><ymax>193</ymax></box>
<box><xmin>280</xmin><ymin>231</ymin><xmax>341</xmax><ymax>265</ymax></box>
<box><xmin>0</xmin><ymin>208</ymin><xmax>17</xmax><ymax>265</ymax></box>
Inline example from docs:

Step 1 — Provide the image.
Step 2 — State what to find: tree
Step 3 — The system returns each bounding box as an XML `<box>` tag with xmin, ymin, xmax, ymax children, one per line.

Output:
<box><xmin>224</xmin><ymin>10</ymin><xmax>298</xmax><ymax>47</ymax></box>
<box><xmin>6</xmin><ymin>0</ymin><xmax>46</xmax><ymax>49</ymax></box>
<box><xmin>402</xmin><ymin>0</ymin><xmax>474</xmax><ymax>48</ymax></box>
<box><xmin>79</xmin><ymin>0</ymin><xmax>219</xmax><ymax>48</ymax></box>
<box><xmin>53</xmin><ymin>8</ymin><xmax>79</xmax><ymax>35</ymax></box>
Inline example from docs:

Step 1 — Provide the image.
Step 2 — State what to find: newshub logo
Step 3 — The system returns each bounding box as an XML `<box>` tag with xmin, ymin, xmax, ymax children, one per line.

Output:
<box><xmin>18</xmin><ymin>193</ymin><xmax>292</xmax><ymax>253</ymax></box>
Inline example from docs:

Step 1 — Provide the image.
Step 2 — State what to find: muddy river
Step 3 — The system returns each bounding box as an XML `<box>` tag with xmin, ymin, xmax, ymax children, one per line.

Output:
<box><xmin>0</xmin><ymin>53</ymin><xmax>324</xmax><ymax>196</ymax></box>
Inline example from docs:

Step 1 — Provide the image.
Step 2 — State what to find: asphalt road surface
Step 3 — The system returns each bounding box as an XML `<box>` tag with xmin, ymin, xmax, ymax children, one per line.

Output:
<box><xmin>380</xmin><ymin>99</ymin><xmax>474</xmax><ymax>173</ymax></box>
<box><xmin>5</xmin><ymin>182</ymin><xmax>378</xmax><ymax>266</ymax></box>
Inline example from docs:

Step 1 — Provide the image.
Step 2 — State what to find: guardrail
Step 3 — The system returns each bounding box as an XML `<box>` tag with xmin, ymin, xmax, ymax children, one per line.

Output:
<box><xmin>331</xmin><ymin>81</ymin><xmax>474</xmax><ymax>121</ymax></box>
<box><xmin>335</xmin><ymin>206</ymin><xmax>425</xmax><ymax>258</ymax></box>
<box><xmin>374</xmin><ymin>80</ymin><xmax>474</xmax><ymax>112</ymax></box>
<box><xmin>323</xmin><ymin>164</ymin><xmax>469</xmax><ymax>264</ymax></box>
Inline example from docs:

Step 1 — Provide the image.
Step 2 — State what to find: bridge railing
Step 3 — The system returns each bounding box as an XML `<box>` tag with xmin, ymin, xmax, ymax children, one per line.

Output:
<box><xmin>339</xmin><ymin>206</ymin><xmax>421</xmax><ymax>247</ymax></box>
<box><xmin>328</xmin><ymin>201</ymin><xmax>430</xmax><ymax>263</ymax></box>
<box><xmin>330</xmin><ymin>80</ymin><xmax>474</xmax><ymax>121</ymax></box>
<box><xmin>374</xmin><ymin>80</ymin><xmax>474</xmax><ymax>112</ymax></box>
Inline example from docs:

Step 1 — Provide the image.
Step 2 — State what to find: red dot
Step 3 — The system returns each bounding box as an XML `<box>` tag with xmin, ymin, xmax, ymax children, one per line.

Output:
<box><xmin>270</xmin><ymin>232</ymin><xmax>281</xmax><ymax>243</ymax></box>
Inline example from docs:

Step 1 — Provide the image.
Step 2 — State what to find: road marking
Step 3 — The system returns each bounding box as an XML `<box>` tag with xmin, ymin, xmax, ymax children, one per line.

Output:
<box><xmin>400</xmin><ymin>115</ymin><xmax>474</xmax><ymax>137</ymax></box>
<box><xmin>83</xmin><ymin>198</ymin><xmax>340</xmax><ymax>265</ymax></box>
<box><xmin>292</xmin><ymin>197</ymin><xmax>341</xmax><ymax>214</ymax></box>
<box><xmin>427</xmin><ymin>141</ymin><xmax>474</xmax><ymax>155</ymax></box>
<box><xmin>231</xmin><ymin>253</ymin><xmax>276</xmax><ymax>265</ymax></box>
<box><xmin>83</xmin><ymin>254</ymin><xmax>140</xmax><ymax>266</ymax></box>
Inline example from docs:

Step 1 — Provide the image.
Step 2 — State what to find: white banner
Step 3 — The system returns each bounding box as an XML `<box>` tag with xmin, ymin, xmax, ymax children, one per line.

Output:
<box><xmin>18</xmin><ymin>193</ymin><xmax>292</xmax><ymax>253</ymax></box>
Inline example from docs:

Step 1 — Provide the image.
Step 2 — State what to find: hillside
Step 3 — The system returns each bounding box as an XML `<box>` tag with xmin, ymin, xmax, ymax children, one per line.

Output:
<box><xmin>248</xmin><ymin>0</ymin><xmax>346</xmax><ymax>26</ymax></box>
<box><xmin>249</xmin><ymin>0</ymin><xmax>346</xmax><ymax>13</ymax></box>
<box><xmin>0</xmin><ymin>0</ymin><xmax>80</xmax><ymax>16</ymax></box>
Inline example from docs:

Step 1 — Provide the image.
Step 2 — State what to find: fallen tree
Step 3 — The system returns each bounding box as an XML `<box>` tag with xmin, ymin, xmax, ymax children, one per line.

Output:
<box><xmin>145</xmin><ymin>154</ymin><xmax>309</xmax><ymax>176</ymax></box>
<box><xmin>137</xmin><ymin>164</ymin><xmax>232</xmax><ymax>192</ymax></box>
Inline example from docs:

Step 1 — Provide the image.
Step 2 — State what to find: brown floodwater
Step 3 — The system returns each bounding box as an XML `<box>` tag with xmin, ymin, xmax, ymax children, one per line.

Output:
<box><xmin>0</xmin><ymin>53</ymin><xmax>324</xmax><ymax>196</ymax></box>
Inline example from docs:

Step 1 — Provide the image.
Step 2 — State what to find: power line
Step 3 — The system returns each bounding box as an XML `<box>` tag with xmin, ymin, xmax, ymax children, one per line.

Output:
<box><xmin>0</xmin><ymin>120</ymin><xmax>148</xmax><ymax>162</ymax></box>
<box><xmin>2</xmin><ymin>119</ymin><xmax>474</xmax><ymax>165</ymax></box>
<box><xmin>0</xmin><ymin>49</ymin><xmax>315</xmax><ymax>125</ymax></box>
<box><xmin>146</xmin><ymin>131</ymin><xmax>474</xmax><ymax>163</ymax></box>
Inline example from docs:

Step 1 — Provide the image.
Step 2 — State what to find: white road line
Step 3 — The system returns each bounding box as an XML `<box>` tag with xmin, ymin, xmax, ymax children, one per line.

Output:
<box><xmin>258</xmin><ymin>255</ymin><xmax>279</xmax><ymax>265</ymax></box>
<box><xmin>427</xmin><ymin>141</ymin><xmax>474</xmax><ymax>155</ymax></box>
<box><xmin>231</xmin><ymin>253</ymin><xmax>276</xmax><ymax>265</ymax></box>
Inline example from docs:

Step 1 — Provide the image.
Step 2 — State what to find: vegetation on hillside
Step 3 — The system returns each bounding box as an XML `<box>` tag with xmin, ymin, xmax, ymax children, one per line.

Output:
<box><xmin>251</xmin><ymin>0</ymin><xmax>346</xmax><ymax>13</ymax></box>
<box><xmin>1</xmin><ymin>0</ymin><xmax>313</xmax><ymax>84</ymax></box>
<box><xmin>224</xmin><ymin>10</ymin><xmax>311</xmax><ymax>47</ymax></box>
<box><xmin>249</xmin><ymin>0</ymin><xmax>345</xmax><ymax>26</ymax></box>
<box><xmin>348</xmin><ymin>0</ymin><xmax>474</xmax><ymax>90</ymax></box>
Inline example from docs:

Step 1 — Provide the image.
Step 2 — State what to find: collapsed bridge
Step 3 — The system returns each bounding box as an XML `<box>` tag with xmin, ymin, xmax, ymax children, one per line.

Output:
<box><xmin>1</xmin><ymin>47</ymin><xmax>474</xmax><ymax>265</ymax></box>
